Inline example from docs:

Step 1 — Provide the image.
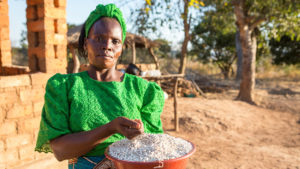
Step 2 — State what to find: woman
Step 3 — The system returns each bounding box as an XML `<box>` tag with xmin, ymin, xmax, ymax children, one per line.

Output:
<box><xmin>35</xmin><ymin>4</ymin><xmax>164</xmax><ymax>169</ymax></box>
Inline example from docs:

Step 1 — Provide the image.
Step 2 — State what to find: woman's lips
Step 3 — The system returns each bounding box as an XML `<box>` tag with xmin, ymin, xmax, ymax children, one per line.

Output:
<box><xmin>96</xmin><ymin>55</ymin><xmax>113</xmax><ymax>60</ymax></box>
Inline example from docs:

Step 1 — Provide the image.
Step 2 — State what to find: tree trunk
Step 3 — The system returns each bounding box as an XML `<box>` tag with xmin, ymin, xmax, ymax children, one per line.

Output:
<box><xmin>234</xmin><ymin>1</ymin><xmax>256</xmax><ymax>103</ymax></box>
<box><xmin>179</xmin><ymin>0</ymin><xmax>189</xmax><ymax>74</ymax></box>
<box><xmin>235</xmin><ymin>31</ymin><xmax>243</xmax><ymax>81</ymax></box>
<box><xmin>222</xmin><ymin>66</ymin><xmax>231</xmax><ymax>79</ymax></box>
<box><xmin>236</xmin><ymin>28</ymin><xmax>256</xmax><ymax>103</ymax></box>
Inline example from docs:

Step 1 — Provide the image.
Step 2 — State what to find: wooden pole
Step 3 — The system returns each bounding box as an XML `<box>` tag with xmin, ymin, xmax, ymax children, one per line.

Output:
<box><xmin>132</xmin><ymin>41</ymin><xmax>136</xmax><ymax>64</ymax></box>
<box><xmin>174</xmin><ymin>77</ymin><xmax>179</xmax><ymax>131</ymax></box>
<box><xmin>70</xmin><ymin>47</ymin><xmax>80</xmax><ymax>73</ymax></box>
<box><xmin>149</xmin><ymin>47</ymin><xmax>159</xmax><ymax>69</ymax></box>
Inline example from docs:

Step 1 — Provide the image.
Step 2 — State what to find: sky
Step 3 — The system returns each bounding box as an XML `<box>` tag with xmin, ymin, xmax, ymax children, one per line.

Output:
<box><xmin>8</xmin><ymin>0</ymin><xmax>184</xmax><ymax>48</ymax></box>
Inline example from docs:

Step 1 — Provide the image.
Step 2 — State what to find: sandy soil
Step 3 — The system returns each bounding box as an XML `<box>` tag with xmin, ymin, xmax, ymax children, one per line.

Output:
<box><xmin>161</xmin><ymin>80</ymin><xmax>300</xmax><ymax>169</ymax></box>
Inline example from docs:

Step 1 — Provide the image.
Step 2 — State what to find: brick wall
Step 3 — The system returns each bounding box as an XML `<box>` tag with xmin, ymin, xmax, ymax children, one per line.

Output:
<box><xmin>26</xmin><ymin>0</ymin><xmax>67</xmax><ymax>73</ymax></box>
<box><xmin>0</xmin><ymin>0</ymin><xmax>12</xmax><ymax>67</ymax></box>
<box><xmin>0</xmin><ymin>73</ymin><xmax>67</xmax><ymax>169</ymax></box>
<box><xmin>0</xmin><ymin>0</ymin><xmax>69</xmax><ymax>168</ymax></box>
<box><xmin>0</xmin><ymin>65</ymin><xmax>30</xmax><ymax>76</ymax></box>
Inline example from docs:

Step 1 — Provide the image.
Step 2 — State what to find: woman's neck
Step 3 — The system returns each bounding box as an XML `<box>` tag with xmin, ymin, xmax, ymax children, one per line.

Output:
<box><xmin>87</xmin><ymin>65</ymin><xmax>123</xmax><ymax>82</ymax></box>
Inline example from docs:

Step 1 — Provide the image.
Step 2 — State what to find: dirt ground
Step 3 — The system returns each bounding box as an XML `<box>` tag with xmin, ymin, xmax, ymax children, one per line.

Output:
<box><xmin>161</xmin><ymin>79</ymin><xmax>300</xmax><ymax>169</ymax></box>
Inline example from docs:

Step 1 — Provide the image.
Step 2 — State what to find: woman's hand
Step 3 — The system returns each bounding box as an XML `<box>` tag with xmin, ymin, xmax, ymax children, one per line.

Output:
<box><xmin>110</xmin><ymin>117</ymin><xmax>144</xmax><ymax>139</ymax></box>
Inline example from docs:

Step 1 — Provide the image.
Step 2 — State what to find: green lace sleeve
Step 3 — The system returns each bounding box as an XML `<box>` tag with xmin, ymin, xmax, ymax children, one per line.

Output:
<box><xmin>35</xmin><ymin>73</ymin><xmax>71</xmax><ymax>153</ymax></box>
<box><xmin>140</xmin><ymin>82</ymin><xmax>164</xmax><ymax>134</ymax></box>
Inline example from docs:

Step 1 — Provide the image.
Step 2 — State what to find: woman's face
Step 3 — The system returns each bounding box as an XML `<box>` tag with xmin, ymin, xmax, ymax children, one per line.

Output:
<box><xmin>85</xmin><ymin>17</ymin><xmax>123</xmax><ymax>70</ymax></box>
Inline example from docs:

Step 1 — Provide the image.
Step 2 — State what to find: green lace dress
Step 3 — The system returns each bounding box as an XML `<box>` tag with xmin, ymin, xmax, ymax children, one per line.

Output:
<box><xmin>35</xmin><ymin>71</ymin><xmax>164</xmax><ymax>156</ymax></box>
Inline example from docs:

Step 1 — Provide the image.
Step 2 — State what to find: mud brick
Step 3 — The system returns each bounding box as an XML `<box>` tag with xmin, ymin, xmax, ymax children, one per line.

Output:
<box><xmin>0</xmin><ymin>27</ymin><xmax>10</xmax><ymax>40</ymax></box>
<box><xmin>33</xmin><ymin>101</ymin><xmax>44</xmax><ymax>116</ymax></box>
<box><xmin>19</xmin><ymin>89</ymin><xmax>33</xmax><ymax>102</ymax></box>
<box><xmin>44</xmin><ymin>33</ymin><xmax>55</xmax><ymax>45</ymax></box>
<box><xmin>54</xmin><ymin>45</ymin><xmax>67</xmax><ymax>58</ymax></box>
<box><xmin>28</xmin><ymin>31</ymin><xmax>47</xmax><ymax>47</ymax></box>
<box><xmin>28</xmin><ymin>47</ymin><xmax>46</xmax><ymax>57</ymax></box>
<box><xmin>0</xmin><ymin>91</ymin><xmax>19</xmax><ymax>105</ymax></box>
<box><xmin>30</xmin><ymin>72</ymin><xmax>52</xmax><ymax>86</ymax></box>
<box><xmin>45</xmin><ymin>44</ymin><xmax>55</xmax><ymax>58</ymax></box>
<box><xmin>34</xmin><ymin>150</ymin><xmax>52</xmax><ymax>160</ymax></box>
<box><xmin>18</xmin><ymin>117</ymin><xmax>41</xmax><ymax>133</ymax></box>
<box><xmin>1</xmin><ymin>148</ymin><xmax>18</xmax><ymax>165</ymax></box>
<box><xmin>37</xmin><ymin>5</ymin><xmax>44</xmax><ymax>18</ymax></box>
<box><xmin>0</xmin><ymin>151</ymin><xmax>4</xmax><ymax>167</ymax></box>
<box><xmin>0</xmin><ymin>105</ymin><xmax>5</xmax><ymax>122</ymax></box>
<box><xmin>20</xmin><ymin>88</ymin><xmax>45</xmax><ymax>103</ymax></box>
<box><xmin>38</xmin><ymin>56</ymin><xmax>47</xmax><ymax>72</ymax></box>
<box><xmin>46</xmin><ymin>58</ymin><xmax>67</xmax><ymax>71</ymax></box>
<box><xmin>5</xmin><ymin>134</ymin><xmax>32</xmax><ymax>149</ymax></box>
<box><xmin>0</xmin><ymin>39</ymin><xmax>11</xmax><ymax>50</ymax></box>
<box><xmin>33</xmin><ymin>47</ymin><xmax>45</xmax><ymax>56</ymax></box>
<box><xmin>26</xmin><ymin>0</ymin><xmax>44</xmax><ymax>6</ymax></box>
<box><xmin>0</xmin><ymin>74</ymin><xmax>31</xmax><ymax>88</ymax></box>
<box><xmin>0</xmin><ymin>2</ymin><xmax>8</xmax><ymax>15</ymax></box>
<box><xmin>56</xmin><ymin>19</ymin><xmax>67</xmax><ymax>33</ymax></box>
<box><xmin>0</xmin><ymin>0</ymin><xmax>8</xmax><ymax>3</ymax></box>
<box><xmin>0</xmin><ymin>140</ymin><xmax>4</xmax><ymax>152</ymax></box>
<box><xmin>53</xmin><ymin>34</ymin><xmax>66</xmax><ymax>45</ymax></box>
<box><xmin>0</xmin><ymin>15</ymin><xmax>9</xmax><ymax>27</ymax></box>
<box><xmin>4</xmin><ymin>86</ymin><xmax>17</xmax><ymax>92</ymax></box>
<box><xmin>54</xmin><ymin>0</ymin><xmax>66</xmax><ymax>7</ymax></box>
<box><xmin>0</xmin><ymin>121</ymin><xmax>16</xmax><ymax>136</ymax></box>
<box><xmin>26</xmin><ymin>6</ymin><xmax>38</xmax><ymax>20</ymax></box>
<box><xmin>19</xmin><ymin>144</ymin><xmax>35</xmax><ymax>161</ymax></box>
<box><xmin>6</xmin><ymin>103</ymin><xmax>33</xmax><ymax>119</ymax></box>
<box><xmin>27</xmin><ymin>20</ymin><xmax>44</xmax><ymax>32</ymax></box>
<box><xmin>43</xmin><ymin>7</ymin><xmax>66</xmax><ymax>18</ymax></box>
<box><xmin>0</xmin><ymin>50</ymin><xmax>12</xmax><ymax>66</ymax></box>
<box><xmin>27</xmin><ymin>32</ymin><xmax>38</xmax><ymax>48</ymax></box>
<box><xmin>44</xmin><ymin>18</ymin><xmax>54</xmax><ymax>31</ymax></box>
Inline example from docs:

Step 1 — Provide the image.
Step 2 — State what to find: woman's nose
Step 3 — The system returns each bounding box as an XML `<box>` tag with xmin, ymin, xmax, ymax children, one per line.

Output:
<box><xmin>100</xmin><ymin>40</ymin><xmax>112</xmax><ymax>51</ymax></box>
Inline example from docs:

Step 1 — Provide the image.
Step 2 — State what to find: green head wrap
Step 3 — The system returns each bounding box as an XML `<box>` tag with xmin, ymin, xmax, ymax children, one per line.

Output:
<box><xmin>85</xmin><ymin>4</ymin><xmax>126</xmax><ymax>43</ymax></box>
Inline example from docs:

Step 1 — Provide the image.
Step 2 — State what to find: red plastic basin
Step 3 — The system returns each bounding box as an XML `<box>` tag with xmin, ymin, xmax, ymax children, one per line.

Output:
<box><xmin>105</xmin><ymin>141</ymin><xmax>196</xmax><ymax>169</ymax></box>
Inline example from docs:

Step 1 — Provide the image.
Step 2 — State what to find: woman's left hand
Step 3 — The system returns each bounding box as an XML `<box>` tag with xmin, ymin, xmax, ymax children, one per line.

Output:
<box><xmin>109</xmin><ymin>117</ymin><xmax>144</xmax><ymax>139</ymax></box>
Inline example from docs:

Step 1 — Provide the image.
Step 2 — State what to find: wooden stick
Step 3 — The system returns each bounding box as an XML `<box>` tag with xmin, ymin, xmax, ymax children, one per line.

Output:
<box><xmin>70</xmin><ymin>47</ymin><xmax>80</xmax><ymax>73</ymax></box>
<box><xmin>132</xmin><ymin>41</ymin><xmax>136</xmax><ymax>64</ymax></box>
<box><xmin>174</xmin><ymin>77</ymin><xmax>179</xmax><ymax>132</ymax></box>
<box><xmin>149</xmin><ymin>47</ymin><xmax>160</xmax><ymax>69</ymax></box>
<box><xmin>191</xmin><ymin>79</ymin><xmax>206</xmax><ymax>98</ymax></box>
<box><xmin>142</xmin><ymin>74</ymin><xmax>184</xmax><ymax>80</ymax></box>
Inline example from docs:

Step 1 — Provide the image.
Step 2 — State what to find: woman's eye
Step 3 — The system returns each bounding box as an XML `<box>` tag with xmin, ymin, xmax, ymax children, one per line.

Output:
<box><xmin>113</xmin><ymin>39</ymin><xmax>120</xmax><ymax>45</ymax></box>
<box><xmin>96</xmin><ymin>37</ymin><xmax>102</xmax><ymax>42</ymax></box>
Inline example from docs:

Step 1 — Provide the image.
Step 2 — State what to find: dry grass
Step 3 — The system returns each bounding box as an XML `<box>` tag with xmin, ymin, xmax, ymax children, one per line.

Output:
<box><xmin>256</xmin><ymin>64</ymin><xmax>300</xmax><ymax>81</ymax></box>
<box><xmin>159</xmin><ymin>58</ymin><xmax>300</xmax><ymax>81</ymax></box>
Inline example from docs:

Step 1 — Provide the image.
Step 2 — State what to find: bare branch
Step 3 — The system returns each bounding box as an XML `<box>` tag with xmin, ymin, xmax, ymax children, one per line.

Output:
<box><xmin>249</xmin><ymin>16</ymin><xmax>266</xmax><ymax>30</ymax></box>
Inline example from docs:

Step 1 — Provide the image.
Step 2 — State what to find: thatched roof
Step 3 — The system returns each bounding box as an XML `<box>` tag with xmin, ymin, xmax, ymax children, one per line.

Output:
<box><xmin>67</xmin><ymin>25</ymin><xmax>83</xmax><ymax>48</ymax></box>
<box><xmin>67</xmin><ymin>25</ymin><xmax>159</xmax><ymax>49</ymax></box>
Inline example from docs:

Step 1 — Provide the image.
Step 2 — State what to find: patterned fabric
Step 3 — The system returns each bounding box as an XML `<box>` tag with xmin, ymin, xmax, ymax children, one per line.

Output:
<box><xmin>85</xmin><ymin>4</ymin><xmax>126</xmax><ymax>43</ymax></box>
<box><xmin>68</xmin><ymin>156</ymin><xmax>105</xmax><ymax>169</ymax></box>
<box><xmin>35</xmin><ymin>71</ymin><xmax>164</xmax><ymax>156</ymax></box>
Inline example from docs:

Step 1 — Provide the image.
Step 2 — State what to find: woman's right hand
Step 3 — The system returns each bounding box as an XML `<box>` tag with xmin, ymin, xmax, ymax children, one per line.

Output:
<box><xmin>109</xmin><ymin>117</ymin><xmax>144</xmax><ymax>139</ymax></box>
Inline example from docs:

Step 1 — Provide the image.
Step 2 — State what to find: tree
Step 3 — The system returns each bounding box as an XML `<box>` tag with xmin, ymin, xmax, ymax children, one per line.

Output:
<box><xmin>191</xmin><ymin>5</ymin><xmax>237</xmax><ymax>79</ymax></box>
<box><xmin>153</xmin><ymin>39</ymin><xmax>171</xmax><ymax>58</ymax></box>
<box><xmin>132</xmin><ymin>0</ymin><xmax>205</xmax><ymax>74</ymax></box>
<box><xmin>228</xmin><ymin>0</ymin><xmax>300</xmax><ymax>103</ymax></box>
<box><xmin>269</xmin><ymin>35</ymin><xmax>300</xmax><ymax>65</ymax></box>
